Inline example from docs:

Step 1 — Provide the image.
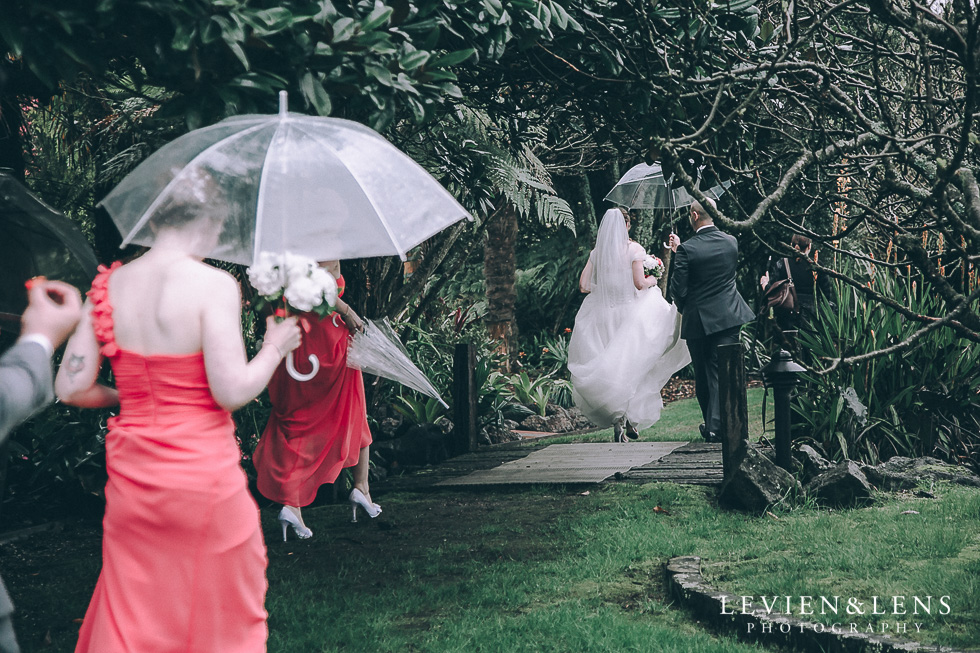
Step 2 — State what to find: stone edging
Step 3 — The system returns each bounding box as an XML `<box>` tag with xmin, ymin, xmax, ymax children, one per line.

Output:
<box><xmin>665</xmin><ymin>556</ymin><xmax>964</xmax><ymax>653</ymax></box>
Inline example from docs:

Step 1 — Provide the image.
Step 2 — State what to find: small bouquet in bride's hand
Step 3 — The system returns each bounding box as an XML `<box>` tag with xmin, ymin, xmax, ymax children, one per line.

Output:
<box><xmin>247</xmin><ymin>251</ymin><xmax>338</xmax><ymax>318</ymax></box>
<box><xmin>643</xmin><ymin>254</ymin><xmax>665</xmax><ymax>279</ymax></box>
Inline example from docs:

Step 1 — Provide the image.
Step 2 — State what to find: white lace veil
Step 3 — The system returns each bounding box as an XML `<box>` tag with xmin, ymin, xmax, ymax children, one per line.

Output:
<box><xmin>591</xmin><ymin>208</ymin><xmax>636</xmax><ymax>307</ymax></box>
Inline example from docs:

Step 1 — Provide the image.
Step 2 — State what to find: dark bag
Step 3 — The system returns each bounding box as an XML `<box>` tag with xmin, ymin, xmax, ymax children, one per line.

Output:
<box><xmin>760</xmin><ymin>258</ymin><xmax>798</xmax><ymax>316</ymax></box>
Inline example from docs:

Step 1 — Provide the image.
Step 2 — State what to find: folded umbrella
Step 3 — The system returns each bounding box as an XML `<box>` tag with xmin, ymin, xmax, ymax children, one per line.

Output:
<box><xmin>346</xmin><ymin>318</ymin><xmax>447</xmax><ymax>408</ymax></box>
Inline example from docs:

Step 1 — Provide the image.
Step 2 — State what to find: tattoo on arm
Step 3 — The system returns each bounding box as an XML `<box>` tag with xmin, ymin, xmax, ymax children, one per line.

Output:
<box><xmin>66</xmin><ymin>354</ymin><xmax>86</xmax><ymax>380</ymax></box>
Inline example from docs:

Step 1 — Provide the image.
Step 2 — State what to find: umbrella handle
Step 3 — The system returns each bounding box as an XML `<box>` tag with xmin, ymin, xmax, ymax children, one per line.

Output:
<box><xmin>286</xmin><ymin>352</ymin><xmax>319</xmax><ymax>382</ymax></box>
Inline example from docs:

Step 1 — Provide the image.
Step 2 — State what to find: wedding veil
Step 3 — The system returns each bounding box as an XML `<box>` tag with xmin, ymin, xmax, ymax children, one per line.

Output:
<box><xmin>591</xmin><ymin>208</ymin><xmax>636</xmax><ymax>308</ymax></box>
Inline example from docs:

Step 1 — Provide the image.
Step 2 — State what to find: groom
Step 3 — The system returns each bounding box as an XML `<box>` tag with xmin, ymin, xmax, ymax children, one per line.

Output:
<box><xmin>668</xmin><ymin>198</ymin><xmax>754</xmax><ymax>443</ymax></box>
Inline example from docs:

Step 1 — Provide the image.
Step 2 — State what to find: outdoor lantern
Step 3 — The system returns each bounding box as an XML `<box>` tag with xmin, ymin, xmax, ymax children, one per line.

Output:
<box><xmin>762</xmin><ymin>345</ymin><xmax>806</xmax><ymax>471</ymax></box>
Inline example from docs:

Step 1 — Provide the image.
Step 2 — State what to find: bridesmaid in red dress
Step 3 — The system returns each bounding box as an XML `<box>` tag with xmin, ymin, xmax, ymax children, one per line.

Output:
<box><xmin>55</xmin><ymin>180</ymin><xmax>302</xmax><ymax>653</ymax></box>
<box><xmin>254</xmin><ymin>259</ymin><xmax>381</xmax><ymax>541</ymax></box>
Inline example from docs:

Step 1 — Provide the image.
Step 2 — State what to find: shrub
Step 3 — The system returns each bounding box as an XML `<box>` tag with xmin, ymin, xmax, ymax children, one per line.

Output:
<box><xmin>795</xmin><ymin>271</ymin><xmax>980</xmax><ymax>469</ymax></box>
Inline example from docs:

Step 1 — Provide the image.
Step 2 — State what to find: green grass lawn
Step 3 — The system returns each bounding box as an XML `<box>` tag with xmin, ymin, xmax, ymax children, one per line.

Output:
<box><xmin>3</xmin><ymin>389</ymin><xmax>978</xmax><ymax>652</ymax></box>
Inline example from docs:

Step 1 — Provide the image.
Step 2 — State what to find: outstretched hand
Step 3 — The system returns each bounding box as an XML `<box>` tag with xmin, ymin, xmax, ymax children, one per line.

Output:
<box><xmin>22</xmin><ymin>278</ymin><xmax>83</xmax><ymax>348</ymax></box>
<box><xmin>263</xmin><ymin>315</ymin><xmax>302</xmax><ymax>358</ymax></box>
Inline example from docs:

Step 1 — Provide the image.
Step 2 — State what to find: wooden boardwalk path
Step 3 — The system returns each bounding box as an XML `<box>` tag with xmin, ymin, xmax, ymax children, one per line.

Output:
<box><xmin>381</xmin><ymin>440</ymin><xmax>722</xmax><ymax>491</ymax></box>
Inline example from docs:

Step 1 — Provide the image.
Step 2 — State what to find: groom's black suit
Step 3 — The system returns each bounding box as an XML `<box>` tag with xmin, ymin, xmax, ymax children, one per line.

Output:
<box><xmin>668</xmin><ymin>225</ymin><xmax>754</xmax><ymax>437</ymax></box>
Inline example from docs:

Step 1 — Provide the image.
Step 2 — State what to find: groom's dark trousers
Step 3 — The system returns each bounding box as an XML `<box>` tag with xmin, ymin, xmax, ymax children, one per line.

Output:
<box><xmin>668</xmin><ymin>225</ymin><xmax>754</xmax><ymax>436</ymax></box>
<box><xmin>686</xmin><ymin>326</ymin><xmax>739</xmax><ymax>435</ymax></box>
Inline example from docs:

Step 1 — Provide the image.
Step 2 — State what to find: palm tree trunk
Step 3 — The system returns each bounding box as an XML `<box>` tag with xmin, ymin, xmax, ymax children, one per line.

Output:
<box><xmin>484</xmin><ymin>201</ymin><xmax>518</xmax><ymax>371</ymax></box>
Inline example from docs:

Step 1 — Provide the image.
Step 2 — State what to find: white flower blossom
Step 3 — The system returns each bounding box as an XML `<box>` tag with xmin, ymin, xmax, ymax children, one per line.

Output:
<box><xmin>284</xmin><ymin>275</ymin><xmax>323</xmax><ymax>312</ymax></box>
<box><xmin>246</xmin><ymin>251</ymin><xmax>286</xmax><ymax>296</ymax></box>
<box><xmin>283</xmin><ymin>252</ymin><xmax>315</xmax><ymax>284</ymax></box>
<box><xmin>249</xmin><ymin>251</ymin><xmax>337</xmax><ymax>314</ymax></box>
<box><xmin>643</xmin><ymin>255</ymin><xmax>665</xmax><ymax>278</ymax></box>
<box><xmin>310</xmin><ymin>267</ymin><xmax>339</xmax><ymax>306</ymax></box>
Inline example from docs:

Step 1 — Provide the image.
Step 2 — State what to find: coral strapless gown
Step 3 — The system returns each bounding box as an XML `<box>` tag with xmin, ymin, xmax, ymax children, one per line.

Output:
<box><xmin>253</xmin><ymin>276</ymin><xmax>372</xmax><ymax>507</ymax></box>
<box><xmin>76</xmin><ymin>263</ymin><xmax>268</xmax><ymax>653</ymax></box>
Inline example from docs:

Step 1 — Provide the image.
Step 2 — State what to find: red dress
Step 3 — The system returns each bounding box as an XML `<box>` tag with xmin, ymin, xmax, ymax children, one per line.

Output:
<box><xmin>76</xmin><ymin>263</ymin><xmax>268</xmax><ymax>653</ymax></box>
<box><xmin>254</xmin><ymin>276</ymin><xmax>372</xmax><ymax>507</ymax></box>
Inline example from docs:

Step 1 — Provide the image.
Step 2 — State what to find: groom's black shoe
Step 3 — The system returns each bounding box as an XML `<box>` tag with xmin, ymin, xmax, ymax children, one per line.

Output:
<box><xmin>699</xmin><ymin>424</ymin><xmax>720</xmax><ymax>443</ymax></box>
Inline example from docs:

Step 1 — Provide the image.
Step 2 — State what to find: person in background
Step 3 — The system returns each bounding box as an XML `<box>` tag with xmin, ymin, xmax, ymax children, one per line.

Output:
<box><xmin>253</xmin><ymin>259</ymin><xmax>380</xmax><ymax>541</ymax></box>
<box><xmin>55</xmin><ymin>171</ymin><xmax>302</xmax><ymax>653</ymax></box>
<box><xmin>0</xmin><ymin>278</ymin><xmax>82</xmax><ymax>653</ymax></box>
<box><xmin>760</xmin><ymin>233</ymin><xmax>837</xmax><ymax>334</ymax></box>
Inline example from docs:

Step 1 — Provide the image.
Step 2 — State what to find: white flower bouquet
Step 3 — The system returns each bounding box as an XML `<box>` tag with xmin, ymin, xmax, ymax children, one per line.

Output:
<box><xmin>247</xmin><ymin>251</ymin><xmax>338</xmax><ymax>318</ymax></box>
<box><xmin>643</xmin><ymin>254</ymin><xmax>666</xmax><ymax>279</ymax></box>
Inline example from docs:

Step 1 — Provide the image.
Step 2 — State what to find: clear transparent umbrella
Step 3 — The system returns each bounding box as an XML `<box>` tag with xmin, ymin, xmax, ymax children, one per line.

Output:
<box><xmin>346</xmin><ymin>318</ymin><xmax>447</xmax><ymax>408</ymax></box>
<box><xmin>99</xmin><ymin>92</ymin><xmax>472</xmax><ymax>265</ymax></box>
<box><xmin>603</xmin><ymin>162</ymin><xmax>731</xmax><ymax>210</ymax></box>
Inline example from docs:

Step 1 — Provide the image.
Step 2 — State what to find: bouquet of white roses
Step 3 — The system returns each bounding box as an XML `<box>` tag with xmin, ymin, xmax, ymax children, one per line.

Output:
<box><xmin>643</xmin><ymin>254</ymin><xmax>665</xmax><ymax>279</ymax></box>
<box><xmin>247</xmin><ymin>251</ymin><xmax>338</xmax><ymax>318</ymax></box>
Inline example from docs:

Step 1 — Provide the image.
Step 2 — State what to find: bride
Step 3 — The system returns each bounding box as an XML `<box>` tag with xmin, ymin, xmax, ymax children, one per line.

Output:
<box><xmin>568</xmin><ymin>208</ymin><xmax>691</xmax><ymax>442</ymax></box>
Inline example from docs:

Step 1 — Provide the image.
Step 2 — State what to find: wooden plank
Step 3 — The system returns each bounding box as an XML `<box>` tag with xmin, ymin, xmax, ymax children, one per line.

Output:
<box><xmin>437</xmin><ymin>442</ymin><xmax>685</xmax><ymax>486</ymax></box>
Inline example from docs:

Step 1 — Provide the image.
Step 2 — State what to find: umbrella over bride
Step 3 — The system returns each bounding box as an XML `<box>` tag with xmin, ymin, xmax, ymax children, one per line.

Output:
<box><xmin>604</xmin><ymin>161</ymin><xmax>731</xmax><ymax>211</ymax></box>
<box><xmin>100</xmin><ymin>91</ymin><xmax>467</xmax><ymax>392</ymax></box>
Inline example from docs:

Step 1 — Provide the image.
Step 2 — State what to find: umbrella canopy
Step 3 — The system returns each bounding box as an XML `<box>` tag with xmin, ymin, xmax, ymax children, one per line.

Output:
<box><xmin>0</xmin><ymin>173</ymin><xmax>99</xmax><ymax>321</ymax></box>
<box><xmin>347</xmin><ymin>318</ymin><xmax>447</xmax><ymax>408</ymax></box>
<box><xmin>604</xmin><ymin>162</ymin><xmax>731</xmax><ymax>210</ymax></box>
<box><xmin>100</xmin><ymin>92</ymin><xmax>472</xmax><ymax>265</ymax></box>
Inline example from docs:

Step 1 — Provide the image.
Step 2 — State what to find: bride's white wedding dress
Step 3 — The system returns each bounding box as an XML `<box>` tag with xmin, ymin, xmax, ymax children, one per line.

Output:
<box><xmin>568</xmin><ymin>210</ymin><xmax>691</xmax><ymax>430</ymax></box>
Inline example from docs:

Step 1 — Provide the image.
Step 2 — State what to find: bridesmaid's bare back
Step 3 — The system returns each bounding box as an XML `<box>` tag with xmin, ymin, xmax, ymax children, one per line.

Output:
<box><xmin>109</xmin><ymin>251</ymin><xmax>233</xmax><ymax>356</ymax></box>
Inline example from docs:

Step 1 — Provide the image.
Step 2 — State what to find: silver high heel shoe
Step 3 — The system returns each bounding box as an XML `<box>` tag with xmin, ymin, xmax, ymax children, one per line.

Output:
<box><xmin>349</xmin><ymin>488</ymin><xmax>381</xmax><ymax>523</ymax></box>
<box><xmin>278</xmin><ymin>507</ymin><xmax>312</xmax><ymax>541</ymax></box>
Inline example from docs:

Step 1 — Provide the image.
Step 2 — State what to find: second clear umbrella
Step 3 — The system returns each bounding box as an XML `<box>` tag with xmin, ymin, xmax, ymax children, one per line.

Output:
<box><xmin>604</xmin><ymin>162</ymin><xmax>730</xmax><ymax>210</ymax></box>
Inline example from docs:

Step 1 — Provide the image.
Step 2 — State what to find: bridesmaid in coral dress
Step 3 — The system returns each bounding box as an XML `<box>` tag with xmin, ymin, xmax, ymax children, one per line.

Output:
<box><xmin>254</xmin><ymin>259</ymin><xmax>380</xmax><ymax>541</ymax></box>
<box><xmin>55</xmin><ymin>179</ymin><xmax>302</xmax><ymax>653</ymax></box>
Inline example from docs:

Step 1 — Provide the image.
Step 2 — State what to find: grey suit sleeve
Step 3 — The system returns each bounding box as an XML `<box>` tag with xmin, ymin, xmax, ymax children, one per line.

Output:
<box><xmin>668</xmin><ymin>245</ymin><xmax>690</xmax><ymax>313</ymax></box>
<box><xmin>0</xmin><ymin>341</ymin><xmax>54</xmax><ymax>442</ymax></box>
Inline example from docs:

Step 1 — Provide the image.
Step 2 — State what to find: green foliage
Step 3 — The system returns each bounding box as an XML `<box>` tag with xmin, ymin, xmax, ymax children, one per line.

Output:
<box><xmin>4</xmin><ymin>402</ymin><xmax>109</xmax><ymax>507</ymax></box>
<box><xmin>795</xmin><ymin>271</ymin><xmax>980</xmax><ymax>468</ymax></box>
<box><xmin>473</xmin><ymin>353</ymin><xmax>515</xmax><ymax>427</ymax></box>
<box><xmin>504</xmin><ymin>371</ymin><xmax>553</xmax><ymax>417</ymax></box>
<box><xmin>499</xmin><ymin>369</ymin><xmax>572</xmax><ymax>416</ymax></box>
<box><xmin>515</xmin><ymin>229</ymin><xmax>588</xmax><ymax>335</ymax></box>
<box><xmin>2</xmin><ymin>0</ymin><xmax>581</xmax><ymax>130</ymax></box>
<box><xmin>380</xmin><ymin>300</ymin><xmax>510</xmax><ymax>429</ymax></box>
<box><xmin>233</xmin><ymin>394</ymin><xmax>271</xmax><ymax>481</ymax></box>
<box><xmin>516</xmin><ymin>331</ymin><xmax>573</xmax><ymax>408</ymax></box>
<box><xmin>393</xmin><ymin>394</ymin><xmax>447</xmax><ymax>426</ymax></box>
<box><xmin>422</xmin><ymin>106</ymin><xmax>575</xmax><ymax>229</ymax></box>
